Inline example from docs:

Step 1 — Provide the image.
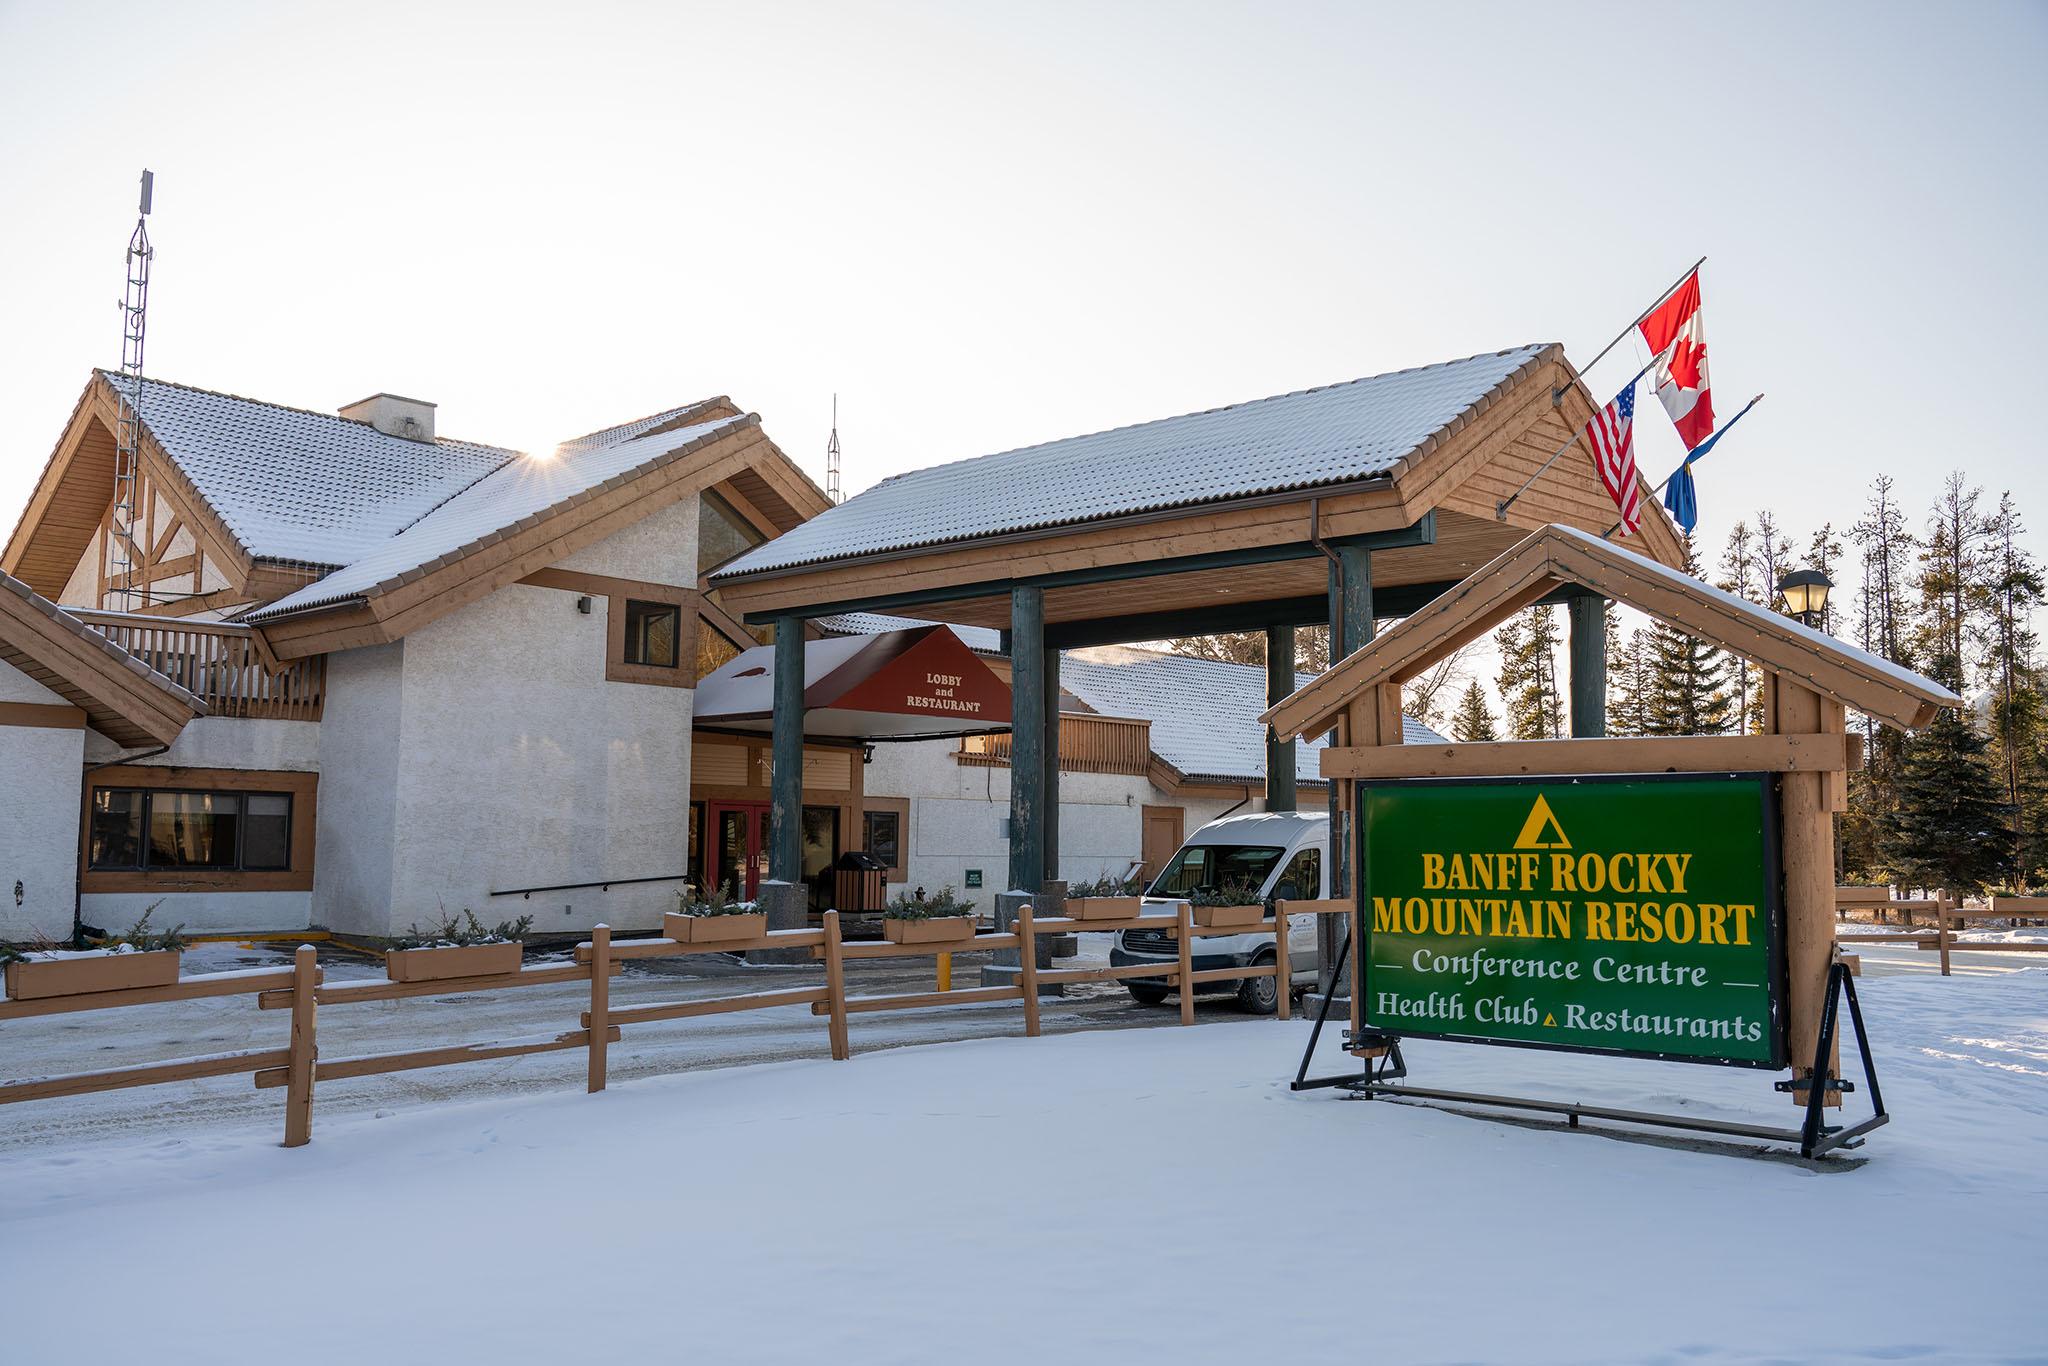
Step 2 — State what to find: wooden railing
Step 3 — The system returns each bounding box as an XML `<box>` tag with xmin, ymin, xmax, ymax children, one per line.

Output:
<box><xmin>73</xmin><ymin>611</ymin><xmax>325</xmax><ymax>721</ymax></box>
<box><xmin>958</xmin><ymin>713</ymin><xmax>1152</xmax><ymax>776</ymax></box>
<box><xmin>0</xmin><ymin>900</ymin><xmax>1350</xmax><ymax>1149</ymax></box>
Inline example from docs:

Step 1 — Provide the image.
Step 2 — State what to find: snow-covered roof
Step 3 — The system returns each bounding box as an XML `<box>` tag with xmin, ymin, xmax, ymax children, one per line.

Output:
<box><xmin>246</xmin><ymin>414</ymin><xmax>746</xmax><ymax>620</ymax></box>
<box><xmin>1060</xmin><ymin>645</ymin><xmax>1443</xmax><ymax>787</ymax></box>
<box><xmin>0</xmin><ymin>568</ymin><xmax>204</xmax><ymax>745</ymax></box>
<box><xmin>714</xmin><ymin>345</ymin><xmax>1553</xmax><ymax>579</ymax></box>
<box><xmin>113</xmin><ymin>372</ymin><xmax>520</xmax><ymax>569</ymax></box>
<box><xmin>816</xmin><ymin>611</ymin><xmax>1004</xmax><ymax>653</ymax></box>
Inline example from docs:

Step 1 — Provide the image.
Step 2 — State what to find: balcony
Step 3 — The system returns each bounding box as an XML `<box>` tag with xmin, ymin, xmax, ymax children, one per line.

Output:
<box><xmin>958</xmin><ymin>713</ymin><xmax>1151</xmax><ymax>777</ymax></box>
<box><xmin>73</xmin><ymin>611</ymin><xmax>326</xmax><ymax>722</ymax></box>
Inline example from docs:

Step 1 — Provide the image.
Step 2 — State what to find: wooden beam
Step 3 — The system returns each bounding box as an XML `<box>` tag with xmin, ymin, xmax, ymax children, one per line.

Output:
<box><xmin>1321</xmin><ymin>733</ymin><xmax>1857</xmax><ymax>779</ymax></box>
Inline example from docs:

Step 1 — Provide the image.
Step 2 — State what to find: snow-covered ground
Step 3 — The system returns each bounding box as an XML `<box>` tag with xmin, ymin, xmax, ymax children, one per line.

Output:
<box><xmin>3</xmin><ymin>959</ymin><xmax>2044</xmax><ymax>1363</ymax></box>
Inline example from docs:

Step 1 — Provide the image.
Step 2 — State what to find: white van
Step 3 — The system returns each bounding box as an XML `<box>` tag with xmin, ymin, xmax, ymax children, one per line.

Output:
<box><xmin>1107</xmin><ymin>810</ymin><xmax>1327</xmax><ymax>1014</ymax></box>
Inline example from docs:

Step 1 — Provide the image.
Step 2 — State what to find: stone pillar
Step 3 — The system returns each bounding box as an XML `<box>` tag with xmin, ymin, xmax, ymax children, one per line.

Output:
<box><xmin>1569</xmin><ymin>594</ymin><xmax>1607</xmax><ymax>739</ymax></box>
<box><xmin>1265</xmin><ymin>623</ymin><xmax>1297</xmax><ymax>814</ymax></box>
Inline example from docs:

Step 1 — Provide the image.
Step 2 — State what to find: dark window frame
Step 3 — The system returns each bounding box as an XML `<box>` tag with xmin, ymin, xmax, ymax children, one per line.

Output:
<box><xmin>88</xmin><ymin>786</ymin><xmax>295</xmax><ymax>874</ymax></box>
<box><xmin>621</xmin><ymin>598</ymin><xmax>683</xmax><ymax>669</ymax></box>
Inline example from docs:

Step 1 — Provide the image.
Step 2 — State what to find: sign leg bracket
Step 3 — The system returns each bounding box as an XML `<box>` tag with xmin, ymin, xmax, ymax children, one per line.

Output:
<box><xmin>1290</xmin><ymin>924</ymin><xmax>1408</xmax><ymax>1092</ymax></box>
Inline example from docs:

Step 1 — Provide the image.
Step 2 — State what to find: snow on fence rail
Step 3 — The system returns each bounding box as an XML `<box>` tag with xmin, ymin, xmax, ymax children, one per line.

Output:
<box><xmin>0</xmin><ymin>900</ymin><xmax>1351</xmax><ymax>1149</ymax></box>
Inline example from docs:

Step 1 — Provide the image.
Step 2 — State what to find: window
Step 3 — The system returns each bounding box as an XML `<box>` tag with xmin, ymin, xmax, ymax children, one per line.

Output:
<box><xmin>1145</xmin><ymin>843</ymin><xmax>1286</xmax><ymax>899</ymax></box>
<box><xmin>863</xmin><ymin>809</ymin><xmax>901</xmax><ymax>870</ymax></box>
<box><xmin>802</xmin><ymin>805</ymin><xmax>840</xmax><ymax>914</ymax></box>
<box><xmin>90</xmin><ymin>788</ymin><xmax>294</xmax><ymax>873</ymax></box>
<box><xmin>1275</xmin><ymin>845</ymin><xmax>1321</xmax><ymax>902</ymax></box>
<box><xmin>697</xmin><ymin>490</ymin><xmax>767</xmax><ymax>578</ymax></box>
<box><xmin>695</xmin><ymin>619</ymin><xmax>745</xmax><ymax>680</ymax></box>
<box><xmin>622</xmin><ymin>599</ymin><xmax>681</xmax><ymax>668</ymax></box>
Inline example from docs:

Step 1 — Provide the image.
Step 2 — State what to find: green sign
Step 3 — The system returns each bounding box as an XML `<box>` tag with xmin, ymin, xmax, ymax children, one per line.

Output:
<box><xmin>965</xmin><ymin>869</ymin><xmax>983</xmax><ymax>889</ymax></box>
<box><xmin>1359</xmin><ymin>775</ymin><xmax>1783</xmax><ymax>1067</ymax></box>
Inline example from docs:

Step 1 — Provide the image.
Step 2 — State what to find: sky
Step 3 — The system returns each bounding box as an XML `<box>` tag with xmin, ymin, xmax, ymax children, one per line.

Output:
<box><xmin>1</xmin><ymin>0</ymin><xmax>2042</xmax><ymax>661</ymax></box>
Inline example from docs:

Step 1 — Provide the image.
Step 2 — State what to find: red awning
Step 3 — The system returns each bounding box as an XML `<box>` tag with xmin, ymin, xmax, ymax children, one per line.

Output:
<box><xmin>692</xmin><ymin>625</ymin><xmax>1010</xmax><ymax>740</ymax></box>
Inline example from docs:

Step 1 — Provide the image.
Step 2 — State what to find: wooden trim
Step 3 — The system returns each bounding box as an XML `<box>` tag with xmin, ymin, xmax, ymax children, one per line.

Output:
<box><xmin>1321</xmin><ymin>733</ymin><xmax>1857</xmax><ymax>780</ymax></box>
<box><xmin>0</xmin><ymin>701</ymin><xmax>86</xmax><ymax>729</ymax></box>
<box><xmin>1265</xmin><ymin>525</ymin><xmax>1957</xmax><ymax>741</ymax></box>
<box><xmin>600</xmin><ymin>584</ymin><xmax>699</xmax><ymax>688</ymax></box>
<box><xmin>859</xmin><ymin>796</ymin><xmax>911</xmax><ymax>881</ymax></box>
<box><xmin>0</xmin><ymin>579</ymin><xmax>200</xmax><ymax>746</ymax></box>
<box><xmin>80</xmin><ymin>765</ymin><xmax>318</xmax><ymax>894</ymax></box>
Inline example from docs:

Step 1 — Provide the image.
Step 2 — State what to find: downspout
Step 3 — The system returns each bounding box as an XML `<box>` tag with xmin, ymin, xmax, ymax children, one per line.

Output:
<box><xmin>74</xmin><ymin>743</ymin><xmax>167</xmax><ymax>947</ymax></box>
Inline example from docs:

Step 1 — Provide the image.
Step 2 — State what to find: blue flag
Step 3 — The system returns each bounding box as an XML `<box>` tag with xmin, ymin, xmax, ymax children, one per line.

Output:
<box><xmin>1663</xmin><ymin>461</ymin><xmax>1698</xmax><ymax>533</ymax></box>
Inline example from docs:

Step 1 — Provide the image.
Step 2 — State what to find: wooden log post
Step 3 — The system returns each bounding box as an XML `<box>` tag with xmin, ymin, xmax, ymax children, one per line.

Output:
<box><xmin>283</xmin><ymin>944</ymin><xmax>317</xmax><ymax>1148</ymax></box>
<box><xmin>1176</xmin><ymin>900</ymin><xmax>1195</xmax><ymax>1027</ymax></box>
<box><xmin>587</xmin><ymin>924</ymin><xmax>610</xmax><ymax>1093</ymax></box>
<box><xmin>1017</xmin><ymin>901</ymin><xmax>1041</xmax><ymax>1037</ymax></box>
<box><xmin>821</xmin><ymin>910</ymin><xmax>851</xmax><ymax>1060</ymax></box>
<box><xmin>1937</xmin><ymin>897</ymin><xmax>1953</xmax><ymax>979</ymax></box>
<box><xmin>1274</xmin><ymin>904</ymin><xmax>1291</xmax><ymax>1022</ymax></box>
<box><xmin>1772</xmin><ymin>679</ymin><xmax>1841</xmax><ymax>1107</ymax></box>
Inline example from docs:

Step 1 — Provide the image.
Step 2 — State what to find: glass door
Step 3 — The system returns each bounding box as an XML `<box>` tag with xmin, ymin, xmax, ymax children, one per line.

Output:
<box><xmin>707</xmin><ymin>801</ymin><xmax>770</xmax><ymax>901</ymax></box>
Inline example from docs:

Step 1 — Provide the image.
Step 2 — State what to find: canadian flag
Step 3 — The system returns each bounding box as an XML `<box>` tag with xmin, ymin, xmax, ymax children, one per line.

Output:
<box><xmin>1637</xmin><ymin>269</ymin><xmax>1715</xmax><ymax>450</ymax></box>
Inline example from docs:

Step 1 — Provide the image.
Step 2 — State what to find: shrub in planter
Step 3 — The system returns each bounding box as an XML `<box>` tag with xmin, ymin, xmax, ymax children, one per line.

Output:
<box><xmin>664</xmin><ymin>890</ymin><xmax>767</xmax><ymax>944</ymax></box>
<box><xmin>385</xmin><ymin>909</ymin><xmax>531</xmax><ymax>982</ymax></box>
<box><xmin>3</xmin><ymin>907</ymin><xmax>185</xmax><ymax>1001</ymax></box>
<box><xmin>882</xmin><ymin>886</ymin><xmax>978</xmax><ymax>944</ymax></box>
<box><xmin>1063</xmin><ymin>871</ymin><xmax>1145</xmax><ymax>921</ymax></box>
<box><xmin>1188</xmin><ymin>879</ymin><xmax>1267</xmax><ymax>929</ymax></box>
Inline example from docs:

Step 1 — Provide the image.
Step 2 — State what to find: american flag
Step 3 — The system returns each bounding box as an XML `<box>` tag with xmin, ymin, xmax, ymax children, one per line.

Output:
<box><xmin>1587</xmin><ymin>381</ymin><xmax>1642</xmax><ymax>536</ymax></box>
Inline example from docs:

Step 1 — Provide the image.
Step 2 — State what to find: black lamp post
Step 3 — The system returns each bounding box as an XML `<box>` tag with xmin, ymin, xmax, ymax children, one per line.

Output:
<box><xmin>1776</xmin><ymin>568</ymin><xmax>1834</xmax><ymax>629</ymax></box>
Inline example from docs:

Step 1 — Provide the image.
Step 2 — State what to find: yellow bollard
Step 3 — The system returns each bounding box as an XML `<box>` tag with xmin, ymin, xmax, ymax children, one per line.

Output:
<box><xmin>937</xmin><ymin>951</ymin><xmax>952</xmax><ymax>993</ymax></box>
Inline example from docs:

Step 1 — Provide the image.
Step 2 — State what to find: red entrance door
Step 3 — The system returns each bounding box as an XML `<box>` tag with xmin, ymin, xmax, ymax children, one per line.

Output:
<box><xmin>707</xmin><ymin>802</ymin><xmax>770</xmax><ymax>901</ymax></box>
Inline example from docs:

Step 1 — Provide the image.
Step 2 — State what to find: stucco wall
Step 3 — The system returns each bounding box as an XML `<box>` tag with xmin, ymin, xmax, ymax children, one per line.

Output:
<box><xmin>79</xmin><ymin>891</ymin><xmax>313</xmax><ymax>936</ymax></box>
<box><xmin>0</xmin><ymin>661</ymin><xmax>86</xmax><ymax>941</ymax></box>
<box><xmin>861</xmin><ymin>737</ymin><xmax>1275</xmax><ymax>898</ymax></box>
<box><xmin>366</xmin><ymin>496</ymin><xmax>702</xmax><ymax>938</ymax></box>
<box><xmin>312</xmin><ymin>641</ymin><xmax>406</xmax><ymax>937</ymax></box>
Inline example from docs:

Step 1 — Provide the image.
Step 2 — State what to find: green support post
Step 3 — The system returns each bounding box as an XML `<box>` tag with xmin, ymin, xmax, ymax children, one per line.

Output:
<box><xmin>1043</xmin><ymin>644</ymin><xmax>1061</xmax><ymax>881</ymax></box>
<box><xmin>1008</xmin><ymin>587</ymin><xmax>1045</xmax><ymax>893</ymax></box>
<box><xmin>1327</xmin><ymin>544</ymin><xmax>1375</xmax><ymax>900</ymax></box>
<box><xmin>769</xmin><ymin>614</ymin><xmax>804</xmax><ymax>884</ymax></box>
<box><xmin>1569</xmin><ymin>594</ymin><xmax>1607</xmax><ymax>739</ymax></box>
<box><xmin>1265</xmin><ymin>623</ymin><xmax>1297</xmax><ymax>813</ymax></box>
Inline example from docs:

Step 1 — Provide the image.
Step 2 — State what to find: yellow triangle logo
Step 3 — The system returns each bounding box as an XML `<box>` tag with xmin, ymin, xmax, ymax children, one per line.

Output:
<box><xmin>1542</xmin><ymin>1012</ymin><xmax>1557</xmax><ymax>1027</ymax></box>
<box><xmin>1513</xmin><ymin>794</ymin><xmax>1570</xmax><ymax>850</ymax></box>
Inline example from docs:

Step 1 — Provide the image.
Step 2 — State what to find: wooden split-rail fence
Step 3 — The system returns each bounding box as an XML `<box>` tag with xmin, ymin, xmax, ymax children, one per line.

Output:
<box><xmin>1832</xmin><ymin>886</ymin><xmax>2048</xmax><ymax>977</ymax></box>
<box><xmin>0</xmin><ymin>901</ymin><xmax>1350</xmax><ymax>1150</ymax></box>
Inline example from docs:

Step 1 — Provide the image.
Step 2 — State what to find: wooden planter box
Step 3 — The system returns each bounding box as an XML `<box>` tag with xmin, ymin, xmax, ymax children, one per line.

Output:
<box><xmin>1065</xmin><ymin>896</ymin><xmax>1142</xmax><ymax>921</ymax></box>
<box><xmin>883</xmin><ymin>915</ymin><xmax>976</xmax><ymax>944</ymax></box>
<box><xmin>665</xmin><ymin>911</ymin><xmax>768</xmax><ymax>944</ymax></box>
<box><xmin>384</xmin><ymin>940</ymin><xmax>522</xmax><ymax>982</ymax></box>
<box><xmin>1193</xmin><ymin>903</ymin><xmax>1266</xmax><ymax>929</ymax></box>
<box><xmin>3</xmin><ymin>949</ymin><xmax>180</xmax><ymax>1000</ymax></box>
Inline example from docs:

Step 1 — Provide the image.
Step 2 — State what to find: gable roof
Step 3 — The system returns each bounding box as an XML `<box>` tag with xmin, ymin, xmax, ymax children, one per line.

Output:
<box><xmin>715</xmin><ymin>345</ymin><xmax>1555</xmax><ymax>579</ymax></box>
<box><xmin>1265</xmin><ymin>524</ymin><xmax>1960</xmax><ymax>740</ymax></box>
<box><xmin>246</xmin><ymin>412</ymin><xmax>749</xmax><ymax>621</ymax></box>
<box><xmin>0</xmin><ymin>569</ymin><xmax>203</xmax><ymax>746</ymax></box>
<box><xmin>92</xmin><ymin>372</ymin><xmax>521</xmax><ymax>569</ymax></box>
<box><xmin>1060</xmin><ymin>645</ymin><xmax>1443</xmax><ymax>788</ymax></box>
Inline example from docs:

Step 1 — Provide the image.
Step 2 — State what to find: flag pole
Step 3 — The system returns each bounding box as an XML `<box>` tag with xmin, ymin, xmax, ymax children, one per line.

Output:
<box><xmin>1575</xmin><ymin>254</ymin><xmax>1706</xmax><ymax>378</ymax></box>
<box><xmin>1495</xmin><ymin>348</ymin><xmax>1667</xmax><ymax>523</ymax></box>
<box><xmin>1600</xmin><ymin>392</ymin><xmax>1766</xmax><ymax>540</ymax></box>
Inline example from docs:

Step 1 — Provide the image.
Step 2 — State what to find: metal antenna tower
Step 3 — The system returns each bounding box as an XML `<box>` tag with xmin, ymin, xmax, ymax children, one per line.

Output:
<box><xmin>824</xmin><ymin>393</ymin><xmax>843</xmax><ymax>504</ymax></box>
<box><xmin>110</xmin><ymin>169</ymin><xmax>155</xmax><ymax>611</ymax></box>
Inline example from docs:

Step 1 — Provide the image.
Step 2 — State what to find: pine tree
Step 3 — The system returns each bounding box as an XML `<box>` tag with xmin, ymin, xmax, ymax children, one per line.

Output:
<box><xmin>1844</xmin><ymin>476</ymin><xmax>1921</xmax><ymax>879</ymax></box>
<box><xmin>1642</xmin><ymin>537</ymin><xmax>1736</xmax><ymax>736</ymax></box>
<box><xmin>1495</xmin><ymin>606</ymin><xmax>1564</xmax><ymax>740</ymax></box>
<box><xmin>1883</xmin><ymin>661</ymin><xmax>2018</xmax><ymax>897</ymax></box>
<box><xmin>1914</xmin><ymin>473</ymin><xmax>1994</xmax><ymax>694</ymax></box>
<box><xmin>1983</xmin><ymin>493</ymin><xmax>2045</xmax><ymax>884</ymax></box>
<box><xmin>1607</xmin><ymin>626</ymin><xmax>1656</xmax><ymax>736</ymax></box>
<box><xmin>1449</xmin><ymin>680</ymin><xmax>1499</xmax><ymax>742</ymax></box>
<box><xmin>1715</xmin><ymin>520</ymin><xmax>1767</xmax><ymax>734</ymax></box>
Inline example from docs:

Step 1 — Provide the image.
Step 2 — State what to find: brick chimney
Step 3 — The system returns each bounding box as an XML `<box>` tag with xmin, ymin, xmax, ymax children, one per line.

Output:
<box><xmin>339</xmin><ymin>393</ymin><xmax>436</xmax><ymax>442</ymax></box>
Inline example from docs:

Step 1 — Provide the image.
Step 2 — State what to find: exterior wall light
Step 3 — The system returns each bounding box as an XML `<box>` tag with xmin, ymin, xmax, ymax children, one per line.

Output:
<box><xmin>1776</xmin><ymin>568</ymin><xmax>1833</xmax><ymax>628</ymax></box>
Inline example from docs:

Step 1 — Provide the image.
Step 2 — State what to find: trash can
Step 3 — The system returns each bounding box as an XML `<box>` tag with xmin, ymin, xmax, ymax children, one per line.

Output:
<box><xmin>832</xmin><ymin>850</ymin><xmax>889</xmax><ymax>914</ymax></box>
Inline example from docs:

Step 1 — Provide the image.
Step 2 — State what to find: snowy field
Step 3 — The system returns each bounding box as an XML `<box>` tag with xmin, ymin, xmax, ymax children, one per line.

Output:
<box><xmin>3</xmin><ymin>961</ymin><xmax>2045</xmax><ymax>1364</ymax></box>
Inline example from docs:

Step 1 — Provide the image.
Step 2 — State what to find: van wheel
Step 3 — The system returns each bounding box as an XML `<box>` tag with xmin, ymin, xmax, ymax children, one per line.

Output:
<box><xmin>1236</xmin><ymin>956</ymin><xmax>1279</xmax><ymax>1015</ymax></box>
<box><xmin>1126</xmin><ymin>984</ymin><xmax>1170</xmax><ymax>1006</ymax></box>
